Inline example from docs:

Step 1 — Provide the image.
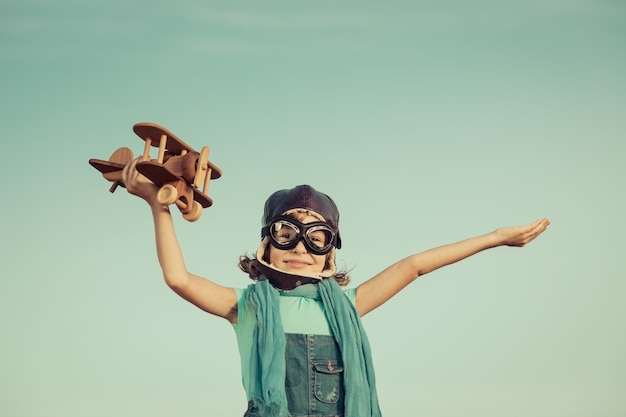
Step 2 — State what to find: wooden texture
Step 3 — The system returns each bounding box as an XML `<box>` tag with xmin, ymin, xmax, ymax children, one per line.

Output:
<box><xmin>89</xmin><ymin>122</ymin><xmax>222</xmax><ymax>221</ymax></box>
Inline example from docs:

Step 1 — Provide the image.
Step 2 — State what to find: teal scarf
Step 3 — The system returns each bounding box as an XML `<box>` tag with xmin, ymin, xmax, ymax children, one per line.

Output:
<box><xmin>246</xmin><ymin>278</ymin><xmax>382</xmax><ymax>417</ymax></box>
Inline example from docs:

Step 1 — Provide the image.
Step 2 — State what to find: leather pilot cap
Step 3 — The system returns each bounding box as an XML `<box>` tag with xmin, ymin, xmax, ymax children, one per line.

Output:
<box><xmin>262</xmin><ymin>184</ymin><xmax>342</xmax><ymax>249</ymax></box>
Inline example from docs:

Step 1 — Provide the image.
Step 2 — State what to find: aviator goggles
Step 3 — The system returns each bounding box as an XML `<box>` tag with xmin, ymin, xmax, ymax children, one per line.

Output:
<box><xmin>261</xmin><ymin>216</ymin><xmax>339</xmax><ymax>255</ymax></box>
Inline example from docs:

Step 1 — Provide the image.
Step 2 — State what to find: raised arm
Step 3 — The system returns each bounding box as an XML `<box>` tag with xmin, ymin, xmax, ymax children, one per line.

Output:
<box><xmin>121</xmin><ymin>158</ymin><xmax>238</xmax><ymax>322</ymax></box>
<box><xmin>355</xmin><ymin>218</ymin><xmax>550</xmax><ymax>316</ymax></box>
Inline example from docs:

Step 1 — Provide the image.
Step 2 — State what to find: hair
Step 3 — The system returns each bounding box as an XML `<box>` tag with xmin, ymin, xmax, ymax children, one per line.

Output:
<box><xmin>238</xmin><ymin>211</ymin><xmax>350</xmax><ymax>286</ymax></box>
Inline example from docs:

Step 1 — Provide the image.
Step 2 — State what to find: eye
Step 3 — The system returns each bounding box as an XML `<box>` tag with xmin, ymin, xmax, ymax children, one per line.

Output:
<box><xmin>272</xmin><ymin>223</ymin><xmax>298</xmax><ymax>243</ymax></box>
<box><xmin>308</xmin><ymin>230</ymin><xmax>329</xmax><ymax>246</ymax></box>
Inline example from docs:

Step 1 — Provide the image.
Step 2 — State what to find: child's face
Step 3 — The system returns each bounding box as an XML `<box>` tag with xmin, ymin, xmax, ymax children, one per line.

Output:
<box><xmin>268</xmin><ymin>214</ymin><xmax>328</xmax><ymax>275</ymax></box>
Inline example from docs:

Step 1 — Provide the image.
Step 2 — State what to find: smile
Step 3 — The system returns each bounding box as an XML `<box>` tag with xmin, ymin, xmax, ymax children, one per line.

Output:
<box><xmin>284</xmin><ymin>259</ymin><xmax>312</xmax><ymax>268</ymax></box>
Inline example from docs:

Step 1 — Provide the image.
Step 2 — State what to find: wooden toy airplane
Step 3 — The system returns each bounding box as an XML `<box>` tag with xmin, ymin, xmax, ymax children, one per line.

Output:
<box><xmin>89</xmin><ymin>122</ymin><xmax>222</xmax><ymax>222</ymax></box>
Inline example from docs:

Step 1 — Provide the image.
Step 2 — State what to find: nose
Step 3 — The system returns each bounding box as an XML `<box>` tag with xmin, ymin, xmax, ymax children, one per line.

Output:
<box><xmin>291</xmin><ymin>239</ymin><xmax>308</xmax><ymax>254</ymax></box>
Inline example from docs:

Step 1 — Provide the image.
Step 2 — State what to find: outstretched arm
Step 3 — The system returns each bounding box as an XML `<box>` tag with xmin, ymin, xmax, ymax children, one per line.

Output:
<box><xmin>122</xmin><ymin>158</ymin><xmax>238</xmax><ymax>322</ymax></box>
<box><xmin>355</xmin><ymin>218</ymin><xmax>550</xmax><ymax>316</ymax></box>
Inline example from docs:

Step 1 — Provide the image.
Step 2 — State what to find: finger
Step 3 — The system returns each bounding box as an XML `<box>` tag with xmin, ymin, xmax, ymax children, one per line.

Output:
<box><xmin>122</xmin><ymin>158</ymin><xmax>136</xmax><ymax>180</ymax></box>
<box><xmin>122</xmin><ymin>157</ymin><xmax>143</xmax><ymax>185</ymax></box>
<box><xmin>529</xmin><ymin>218</ymin><xmax>549</xmax><ymax>233</ymax></box>
<box><xmin>525</xmin><ymin>219</ymin><xmax>550</xmax><ymax>242</ymax></box>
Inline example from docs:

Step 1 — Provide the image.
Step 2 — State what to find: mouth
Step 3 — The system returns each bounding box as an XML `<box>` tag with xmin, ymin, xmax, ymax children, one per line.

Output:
<box><xmin>284</xmin><ymin>259</ymin><xmax>312</xmax><ymax>269</ymax></box>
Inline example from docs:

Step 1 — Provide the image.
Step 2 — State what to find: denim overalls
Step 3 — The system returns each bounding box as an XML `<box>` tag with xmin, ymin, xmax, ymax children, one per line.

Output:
<box><xmin>244</xmin><ymin>333</ymin><xmax>345</xmax><ymax>417</ymax></box>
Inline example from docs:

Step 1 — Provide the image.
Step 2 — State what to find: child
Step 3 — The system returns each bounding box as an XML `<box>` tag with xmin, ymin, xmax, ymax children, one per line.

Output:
<box><xmin>121</xmin><ymin>159</ymin><xmax>550</xmax><ymax>417</ymax></box>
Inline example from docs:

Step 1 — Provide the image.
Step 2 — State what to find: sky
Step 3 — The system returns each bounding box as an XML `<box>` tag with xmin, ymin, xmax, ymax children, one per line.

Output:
<box><xmin>1</xmin><ymin>0</ymin><xmax>625</xmax><ymax>416</ymax></box>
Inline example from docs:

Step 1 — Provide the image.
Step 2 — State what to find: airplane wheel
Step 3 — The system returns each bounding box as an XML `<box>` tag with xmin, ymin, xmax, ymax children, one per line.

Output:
<box><xmin>183</xmin><ymin>201</ymin><xmax>203</xmax><ymax>222</ymax></box>
<box><xmin>157</xmin><ymin>184</ymin><xmax>178</xmax><ymax>205</ymax></box>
